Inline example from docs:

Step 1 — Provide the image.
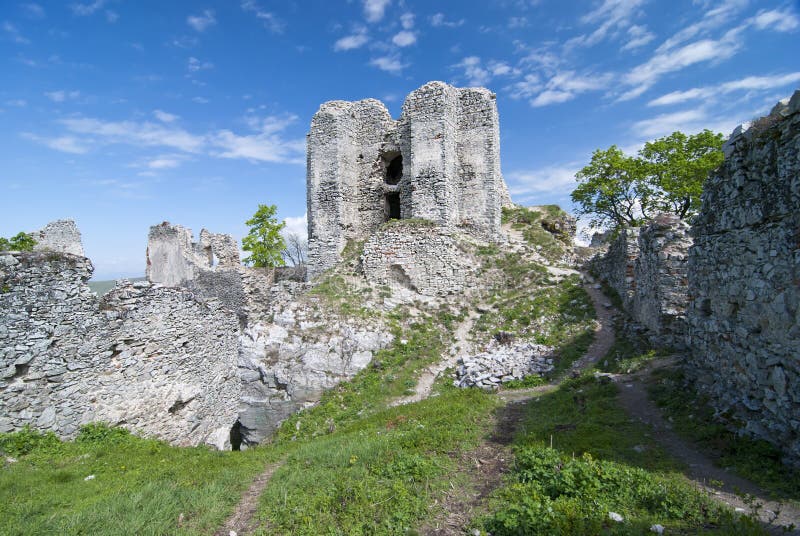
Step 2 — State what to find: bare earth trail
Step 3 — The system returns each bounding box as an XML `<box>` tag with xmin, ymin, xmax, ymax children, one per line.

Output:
<box><xmin>214</xmin><ymin>461</ymin><xmax>282</xmax><ymax>536</ymax></box>
<box><xmin>614</xmin><ymin>360</ymin><xmax>800</xmax><ymax>534</ymax></box>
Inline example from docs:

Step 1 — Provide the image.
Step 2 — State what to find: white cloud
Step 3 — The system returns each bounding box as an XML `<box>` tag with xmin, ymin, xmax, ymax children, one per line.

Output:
<box><xmin>187</xmin><ymin>57</ymin><xmax>214</xmax><ymax>72</ymax></box>
<box><xmin>369</xmin><ymin>55</ymin><xmax>405</xmax><ymax>74</ymax></box>
<box><xmin>153</xmin><ymin>110</ymin><xmax>179</xmax><ymax>123</ymax></box>
<box><xmin>507</xmin><ymin>74</ymin><xmax>542</xmax><ymax>100</ymax></box>
<box><xmin>530</xmin><ymin>70</ymin><xmax>613</xmax><ymax>107</ymax></box>
<box><xmin>5</xmin><ymin>99</ymin><xmax>27</xmax><ymax>107</ymax></box>
<box><xmin>21</xmin><ymin>133</ymin><xmax>89</xmax><ymax>154</ymax></box>
<box><xmin>430</xmin><ymin>13</ymin><xmax>464</xmax><ymax>28</ymax></box>
<box><xmin>506</xmin><ymin>163</ymin><xmax>580</xmax><ymax>199</ymax></box>
<box><xmin>60</xmin><ymin>117</ymin><xmax>206</xmax><ymax>152</ymax></box>
<box><xmin>192</xmin><ymin>96</ymin><xmax>210</xmax><ymax>104</ymax></box>
<box><xmin>21</xmin><ymin>3</ymin><xmax>45</xmax><ymax>19</ymax></box>
<box><xmin>3</xmin><ymin>22</ymin><xmax>30</xmax><ymax>44</ymax></box>
<box><xmin>282</xmin><ymin>213</ymin><xmax>308</xmax><ymax>241</ymax></box>
<box><xmin>508</xmin><ymin>17</ymin><xmax>528</xmax><ymax>29</ymax></box>
<box><xmin>620</xmin><ymin>29</ymin><xmax>743</xmax><ymax>101</ymax></box>
<box><xmin>241</xmin><ymin>1</ymin><xmax>284</xmax><ymax>33</ymax></box>
<box><xmin>648</xmin><ymin>72</ymin><xmax>800</xmax><ymax>106</ymax></box>
<box><xmin>400</xmin><ymin>13</ymin><xmax>414</xmax><ymax>29</ymax></box>
<box><xmin>454</xmin><ymin>56</ymin><xmax>490</xmax><ymax>86</ymax></box>
<box><xmin>364</xmin><ymin>0</ymin><xmax>391</xmax><ymax>22</ymax></box>
<box><xmin>334</xmin><ymin>29</ymin><xmax>369</xmax><ymax>51</ymax></box>
<box><xmin>144</xmin><ymin>154</ymin><xmax>185</xmax><ymax>169</ymax></box>
<box><xmin>44</xmin><ymin>90</ymin><xmax>80</xmax><ymax>102</ymax></box>
<box><xmin>392</xmin><ymin>30</ymin><xmax>416</xmax><ymax>47</ymax></box>
<box><xmin>187</xmin><ymin>10</ymin><xmax>216</xmax><ymax>32</ymax></box>
<box><xmin>750</xmin><ymin>8</ymin><xmax>799</xmax><ymax>32</ymax></box>
<box><xmin>567</xmin><ymin>0</ymin><xmax>646</xmax><ymax>49</ymax></box>
<box><xmin>632</xmin><ymin>108</ymin><xmax>708</xmax><ymax>138</ymax></box>
<box><xmin>212</xmin><ymin>115</ymin><xmax>305</xmax><ymax>164</ymax></box>
<box><xmin>656</xmin><ymin>0</ymin><xmax>745</xmax><ymax>53</ymax></box>
<box><xmin>621</xmin><ymin>25</ymin><xmax>655</xmax><ymax>51</ymax></box>
<box><xmin>105</xmin><ymin>10</ymin><xmax>118</xmax><ymax>23</ymax></box>
<box><xmin>70</xmin><ymin>0</ymin><xmax>105</xmax><ymax>16</ymax></box>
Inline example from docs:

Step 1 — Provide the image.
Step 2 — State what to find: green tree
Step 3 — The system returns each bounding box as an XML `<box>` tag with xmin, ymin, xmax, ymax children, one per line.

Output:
<box><xmin>571</xmin><ymin>130</ymin><xmax>724</xmax><ymax>229</ymax></box>
<box><xmin>571</xmin><ymin>146</ymin><xmax>654</xmax><ymax>229</ymax></box>
<box><xmin>242</xmin><ymin>204</ymin><xmax>286</xmax><ymax>268</ymax></box>
<box><xmin>640</xmin><ymin>129</ymin><xmax>724</xmax><ymax>219</ymax></box>
<box><xmin>0</xmin><ymin>232</ymin><xmax>37</xmax><ymax>252</ymax></box>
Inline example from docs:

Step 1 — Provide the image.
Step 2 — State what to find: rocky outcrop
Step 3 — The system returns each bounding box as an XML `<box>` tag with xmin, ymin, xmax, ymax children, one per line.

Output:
<box><xmin>686</xmin><ymin>91</ymin><xmax>800</xmax><ymax>463</ymax></box>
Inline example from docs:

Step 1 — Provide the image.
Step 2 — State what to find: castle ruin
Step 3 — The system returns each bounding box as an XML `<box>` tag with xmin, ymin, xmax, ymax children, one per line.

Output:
<box><xmin>307</xmin><ymin>81</ymin><xmax>512</xmax><ymax>279</ymax></box>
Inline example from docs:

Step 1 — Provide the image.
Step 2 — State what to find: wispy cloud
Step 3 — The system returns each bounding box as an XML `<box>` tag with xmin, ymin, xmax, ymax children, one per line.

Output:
<box><xmin>21</xmin><ymin>3</ymin><xmax>45</xmax><ymax>19</ymax></box>
<box><xmin>632</xmin><ymin>108</ymin><xmax>709</xmax><ymax>138</ymax></box>
<box><xmin>187</xmin><ymin>56</ymin><xmax>214</xmax><ymax>72</ymax></box>
<box><xmin>656</xmin><ymin>0</ymin><xmax>746</xmax><ymax>53</ymax></box>
<box><xmin>453</xmin><ymin>57</ymin><xmax>520</xmax><ymax>87</ymax></box>
<box><xmin>648</xmin><ymin>72</ymin><xmax>800</xmax><ymax>106</ymax></box>
<box><xmin>3</xmin><ymin>21</ymin><xmax>30</xmax><ymax>44</ymax></box>
<box><xmin>506</xmin><ymin>163</ymin><xmax>581</xmax><ymax>200</ymax></box>
<box><xmin>750</xmin><ymin>7</ymin><xmax>799</xmax><ymax>32</ymax></box>
<box><xmin>187</xmin><ymin>9</ymin><xmax>216</xmax><ymax>32</ymax></box>
<box><xmin>212</xmin><ymin>114</ymin><xmax>305</xmax><ymax>164</ymax></box>
<box><xmin>21</xmin><ymin>133</ymin><xmax>89</xmax><ymax>154</ymax></box>
<box><xmin>531</xmin><ymin>70</ymin><xmax>612</xmax><ymax>107</ymax></box>
<box><xmin>153</xmin><ymin>110</ymin><xmax>179</xmax><ymax>123</ymax></box>
<box><xmin>430</xmin><ymin>13</ymin><xmax>464</xmax><ymax>28</ymax></box>
<box><xmin>70</xmin><ymin>0</ymin><xmax>105</xmax><ymax>16</ymax></box>
<box><xmin>44</xmin><ymin>90</ymin><xmax>80</xmax><ymax>102</ymax></box>
<box><xmin>566</xmin><ymin>0</ymin><xmax>646</xmax><ymax>49</ymax></box>
<box><xmin>621</xmin><ymin>24</ymin><xmax>655</xmax><ymax>51</ymax></box>
<box><xmin>142</xmin><ymin>154</ymin><xmax>186</xmax><ymax>170</ymax></box>
<box><xmin>60</xmin><ymin>117</ymin><xmax>205</xmax><ymax>152</ymax></box>
<box><xmin>241</xmin><ymin>0</ymin><xmax>285</xmax><ymax>33</ymax></box>
<box><xmin>334</xmin><ymin>28</ymin><xmax>369</xmax><ymax>51</ymax></box>
<box><xmin>363</xmin><ymin>0</ymin><xmax>391</xmax><ymax>22</ymax></box>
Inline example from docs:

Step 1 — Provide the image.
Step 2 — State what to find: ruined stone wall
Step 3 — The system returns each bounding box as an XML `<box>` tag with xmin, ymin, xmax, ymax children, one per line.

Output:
<box><xmin>0</xmin><ymin>251</ymin><xmax>240</xmax><ymax>449</ymax></box>
<box><xmin>31</xmin><ymin>219</ymin><xmax>84</xmax><ymax>257</ymax></box>
<box><xmin>631</xmin><ymin>215</ymin><xmax>692</xmax><ymax>348</ymax></box>
<box><xmin>686</xmin><ymin>92</ymin><xmax>800</xmax><ymax>462</ymax></box>
<box><xmin>360</xmin><ymin>224</ymin><xmax>475</xmax><ymax>296</ymax></box>
<box><xmin>591</xmin><ymin>227</ymin><xmax>640</xmax><ymax>308</ymax></box>
<box><xmin>307</xmin><ymin>81</ymin><xmax>508</xmax><ymax>279</ymax></box>
<box><xmin>590</xmin><ymin>216</ymin><xmax>692</xmax><ymax>346</ymax></box>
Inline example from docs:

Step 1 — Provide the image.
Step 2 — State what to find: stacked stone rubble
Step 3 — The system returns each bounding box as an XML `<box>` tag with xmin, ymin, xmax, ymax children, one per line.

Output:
<box><xmin>307</xmin><ymin>81</ymin><xmax>508</xmax><ymax>279</ymax></box>
<box><xmin>686</xmin><ymin>91</ymin><xmax>800</xmax><ymax>463</ymax></box>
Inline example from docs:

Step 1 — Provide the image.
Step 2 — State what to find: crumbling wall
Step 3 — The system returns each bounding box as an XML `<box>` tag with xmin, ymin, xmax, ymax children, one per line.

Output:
<box><xmin>307</xmin><ymin>81</ymin><xmax>508</xmax><ymax>279</ymax></box>
<box><xmin>590</xmin><ymin>216</ymin><xmax>692</xmax><ymax>346</ymax></box>
<box><xmin>631</xmin><ymin>214</ymin><xmax>692</xmax><ymax>347</ymax></box>
<box><xmin>31</xmin><ymin>219</ymin><xmax>84</xmax><ymax>257</ymax></box>
<box><xmin>591</xmin><ymin>226</ymin><xmax>640</xmax><ymax>308</ymax></box>
<box><xmin>360</xmin><ymin>224</ymin><xmax>475</xmax><ymax>296</ymax></box>
<box><xmin>0</xmin><ymin>251</ymin><xmax>240</xmax><ymax>449</ymax></box>
<box><xmin>145</xmin><ymin>222</ymin><xmax>250</xmax><ymax>316</ymax></box>
<box><xmin>686</xmin><ymin>92</ymin><xmax>800</xmax><ymax>462</ymax></box>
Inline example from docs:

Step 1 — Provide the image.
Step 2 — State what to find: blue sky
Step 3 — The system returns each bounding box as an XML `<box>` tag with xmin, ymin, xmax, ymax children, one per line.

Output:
<box><xmin>1</xmin><ymin>0</ymin><xmax>798</xmax><ymax>279</ymax></box>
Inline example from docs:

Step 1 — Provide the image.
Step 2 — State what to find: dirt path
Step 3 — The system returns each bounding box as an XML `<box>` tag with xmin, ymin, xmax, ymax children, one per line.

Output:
<box><xmin>614</xmin><ymin>361</ymin><xmax>800</xmax><ymax>534</ymax></box>
<box><xmin>215</xmin><ymin>461</ymin><xmax>283</xmax><ymax>536</ymax></box>
<box><xmin>420</xmin><ymin>274</ymin><xmax>616</xmax><ymax>534</ymax></box>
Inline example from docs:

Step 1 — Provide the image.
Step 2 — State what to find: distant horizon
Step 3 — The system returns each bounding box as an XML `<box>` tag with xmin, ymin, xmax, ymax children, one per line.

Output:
<box><xmin>2</xmin><ymin>0</ymin><xmax>798</xmax><ymax>279</ymax></box>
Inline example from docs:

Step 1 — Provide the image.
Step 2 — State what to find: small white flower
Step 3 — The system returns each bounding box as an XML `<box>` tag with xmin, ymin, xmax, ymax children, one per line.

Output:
<box><xmin>400</xmin><ymin>339</ymin><xmax>408</xmax><ymax>345</ymax></box>
<box><xmin>608</xmin><ymin>511</ymin><xmax>624</xmax><ymax>522</ymax></box>
<box><xmin>650</xmin><ymin>524</ymin><xmax>664</xmax><ymax>534</ymax></box>
<box><xmin>84</xmin><ymin>474</ymin><xmax>95</xmax><ymax>481</ymax></box>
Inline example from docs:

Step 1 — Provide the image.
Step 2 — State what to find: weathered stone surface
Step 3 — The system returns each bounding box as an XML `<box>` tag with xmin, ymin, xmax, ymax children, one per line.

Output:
<box><xmin>360</xmin><ymin>223</ymin><xmax>475</xmax><ymax>296</ymax></box>
<box><xmin>686</xmin><ymin>91</ymin><xmax>800</xmax><ymax>464</ymax></box>
<box><xmin>307</xmin><ymin>81</ymin><xmax>508</xmax><ymax>279</ymax></box>
<box><xmin>0</xmin><ymin>251</ymin><xmax>240</xmax><ymax>449</ymax></box>
<box><xmin>31</xmin><ymin>219</ymin><xmax>84</xmax><ymax>257</ymax></box>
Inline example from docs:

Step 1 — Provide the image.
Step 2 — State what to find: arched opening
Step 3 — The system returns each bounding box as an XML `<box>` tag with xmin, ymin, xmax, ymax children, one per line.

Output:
<box><xmin>385</xmin><ymin>154</ymin><xmax>402</xmax><ymax>185</ymax></box>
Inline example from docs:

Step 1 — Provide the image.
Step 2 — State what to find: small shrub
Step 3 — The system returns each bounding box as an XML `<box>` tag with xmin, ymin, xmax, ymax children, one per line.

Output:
<box><xmin>0</xmin><ymin>426</ymin><xmax>63</xmax><ymax>456</ymax></box>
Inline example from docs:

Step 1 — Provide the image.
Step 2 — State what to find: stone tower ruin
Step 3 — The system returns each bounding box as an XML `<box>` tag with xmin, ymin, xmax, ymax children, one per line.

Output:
<box><xmin>306</xmin><ymin>81</ymin><xmax>511</xmax><ymax>279</ymax></box>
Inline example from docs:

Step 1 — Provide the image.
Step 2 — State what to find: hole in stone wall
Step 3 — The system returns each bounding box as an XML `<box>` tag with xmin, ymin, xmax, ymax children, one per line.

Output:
<box><xmin>230</xmin><ymin>420</ymin><xmax>242</xmax><ymax>451</ymax></box>
<box><xmin>385</xmin><ymin>155</ymin><xmax>403</xmax><ymax>185</ymax></box>
<box><xmin>385</xmin><ymin>192</ymin><xmax>401</xmax><ymax>221</ymax></box>
<box><xmin>389</xmin><ymin>264</ymin><xmax>416</xmax><ymax>292</ymax></box>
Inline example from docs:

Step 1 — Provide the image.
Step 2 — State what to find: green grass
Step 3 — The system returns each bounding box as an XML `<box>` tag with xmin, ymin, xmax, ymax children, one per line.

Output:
<box><xmin>502</xmin><ymin>205</ymin><xmax>573</xmax><ymax>263</ymax></box>
<box><xmin>648</xmin><ymin>367</ymin><xmax>800</xmax><ymax>501</ymax></box>
<box><xmin>0</xmin><ymin>425</ymin><xmax>274</xmax><ymax>535</ymax></box>
<box><xmin>478</xmin><ymin>375</ymin><xmax>766</xmax><ymax>535</ymax></box>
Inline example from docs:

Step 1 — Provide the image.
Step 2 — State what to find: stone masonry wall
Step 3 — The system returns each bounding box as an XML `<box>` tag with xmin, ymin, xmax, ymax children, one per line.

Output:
<box><xmin>0</xmin><ymin>251</ymin><xmax>241</xmax><ymax>449</ymax></box>
<box><xmin>631</xmin><ymin>214</ymin><xmax>692</xmax><ymax>348</ymax></box>
<box><xmin>591</xmin><ymin>216</ymin><xmax>692</xmax><ymax>347</ymax></box>
<box><xmin>360</xmin><ymin>224</ymin><xmax>475</xmax><ymax>296</ymax></box>
<box><xmin>31</xmin><ymin>219</ymin><xmax>84</xmax><ymax>257</ymax></box>
<box><xmin>686</xmin><ymin>92</ymin><xmax>800</xmax><ymax>463</ymax></box>
<box><xmin>307</xmin><ymin>81</ymin><xmax>507</xmax><ymax>279</ymax></box>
